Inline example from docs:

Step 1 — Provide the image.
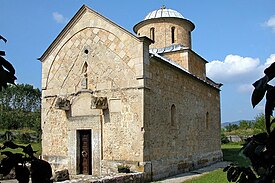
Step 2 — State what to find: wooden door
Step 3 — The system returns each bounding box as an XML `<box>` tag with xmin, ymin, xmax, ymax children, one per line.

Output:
<box><xmin>79</xmin><ymin>130</ymin><xmax>91</xmax><ymax>174</ymax></box>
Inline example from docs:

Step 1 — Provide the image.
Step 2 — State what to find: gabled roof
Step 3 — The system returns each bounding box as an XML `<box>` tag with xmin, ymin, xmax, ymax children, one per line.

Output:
<box><xmin>39</xmin><ymin>5</ymin><xmax>141</xmax><ymax>62</ymax></box>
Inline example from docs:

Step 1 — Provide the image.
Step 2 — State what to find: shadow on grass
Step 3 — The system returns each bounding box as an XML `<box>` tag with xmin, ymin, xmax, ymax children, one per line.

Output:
<box><xmin>0</xmin><ymin>142</ymin><xmax>41</xmax><ymax>161</ymax></box>
<box><xmin>222</xmin><ymin>143</ymin><xmax>250</xmax><ymax>167</ymax></box>
<box><xmin>183</xmin><ymin>145</ymin><xmax>250</xmax><ymax>183</ymax></box>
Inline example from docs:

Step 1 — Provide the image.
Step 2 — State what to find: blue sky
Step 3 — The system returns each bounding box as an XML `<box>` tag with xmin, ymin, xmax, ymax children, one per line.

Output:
<box><xmin>1</xmin><ymin>0</ymin><xmax>275</xmax><ymax>123</ymax></box>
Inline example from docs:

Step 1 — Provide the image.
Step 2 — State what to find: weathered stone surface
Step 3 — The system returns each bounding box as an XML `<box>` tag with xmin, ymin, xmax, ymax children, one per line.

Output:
<box><xmin>40</xmin><ymin>5</ymin><xmax>222</xmax><ymax>182</ymax></box>
<box><xmin>54</xmin><ymin>169</ymin><xmax>70</xmax><ymax>181</ymax></box>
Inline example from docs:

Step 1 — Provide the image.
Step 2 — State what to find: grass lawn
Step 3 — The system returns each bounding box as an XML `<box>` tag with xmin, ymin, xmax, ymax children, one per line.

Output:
<box><xmin>183</xmin><ymin>143</ymin><xmax>250</xmax><ymax>183</ymax></box>
<box><xmin>221</xmin><ymin>143</ymin><xmax>250</xmax><ymax>167</ymax></box>
<box><xmin>184</xmin><ymin>169</ymin><xmax>227</xmax><ymax>183</ymax></box>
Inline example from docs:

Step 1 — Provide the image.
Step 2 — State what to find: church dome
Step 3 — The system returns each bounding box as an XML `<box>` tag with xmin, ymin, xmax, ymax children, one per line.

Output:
<box><xmin>144</xmin><ymin>6</ymin><xmax>185</xmax><ymax>20</ymax></box>
<box><xmin>133</xmin><ymin>5</ymin><xmax>195</xmax><ymax>49</ymax></box>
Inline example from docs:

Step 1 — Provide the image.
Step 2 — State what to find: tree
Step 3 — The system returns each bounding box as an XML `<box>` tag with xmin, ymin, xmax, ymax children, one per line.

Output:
<box><xmin>0</xmin><ymin>84</ymin><xmax>41</xmax><ymax>130</ymax></box>
<box><xmin>253</xmin><ymin>113</ymin><xmax>266</xmax><ymax>132</ymax></box>
<box><xmin>224</xmin><ymin>124</ymin><xmax>239</xmax><ymax>132</ymax></box>
<box><xmin>239</xmin><ymin>120</ymin><xmax>250</xmax><ymax>130</ymax></box>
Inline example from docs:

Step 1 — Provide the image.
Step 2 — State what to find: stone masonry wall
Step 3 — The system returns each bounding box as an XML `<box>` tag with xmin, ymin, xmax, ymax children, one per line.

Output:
<box><xmin>162</xmin><ymin>50</ymin><xmax>206</xmax><ymax>80</ymax></box>
<box><xmin>136</xmin><ymin>18</ymin><xmax>192</xmax><ymax>49</ymax></box>
<box><xmin>143</xmin><ymin>57</ymin><xmax>222</xmax><ymax>180</ymax></box>
<box><xmin>161</xmin><ymin>50</ymin><xmax>188</xmax><ymax>71</ymax></box>
<box><xmin>41</xmin><ymin>7</ymin><xmax>148</xmax><ymax>175</ymax></box>
<box><xmin>187</xmin><ymin>50</ymin><xmax>207</xmax><ymax>80</ymax></box>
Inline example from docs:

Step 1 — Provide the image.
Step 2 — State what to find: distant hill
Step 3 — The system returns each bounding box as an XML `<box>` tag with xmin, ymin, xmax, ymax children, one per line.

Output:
<box><xmin>221</xmin><ymin>121</ymin><xmax>241</xmax><ymax>128</ymax></box>
<box><xmin>221</xmin><ymin>120</ymin><xmax>254</xmax><ymax>128</ymax></box>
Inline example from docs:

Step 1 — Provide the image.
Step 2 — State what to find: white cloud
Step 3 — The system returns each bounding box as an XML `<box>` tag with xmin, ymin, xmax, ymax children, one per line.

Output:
<box><xmin>207</xmin><ymin>54</ymin><xmax>275</xmax><ymax>94</ymax></box>
<box><xmin>265</xmin><ymin>15</ymin><xmax>275</xmax><ymax>32</ymax></box>
<box><xmin>206</xmin><ymin>54</ymin><xmax>260</xmax><ymax>83</ymax></box>
<box><xmin>52</xmin><ymin>12</ymin><xmax>68</xmax><ymax>24</ymax></box>
<box><xmin>237</xmin><ymin>84</ymin><xmax>253</xmax><ymax>94</ymax></box>
<box><xmin>265</xmin><ymin>54</ymin><xmax>275</xmax><ymax>66</ymax></box>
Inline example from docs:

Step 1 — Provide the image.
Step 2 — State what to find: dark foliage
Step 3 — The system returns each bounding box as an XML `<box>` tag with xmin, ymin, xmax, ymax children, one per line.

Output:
<box><xmin>0</xmin><ymin>35</ymin><xmax>17</xmax><ymax>91</ymax></box>
<box><xmin>0</xmin><ymin>141</ymin><xmax>52</xmax><ymax>183</ymax></box>
<box><xmin>224</xmin><ymin>62</ymin><xmax>275</xmax><ymax>182</ymax></box>
<box><xmin>221</xmin><ymin>133</ymin><xmax>230</xmax><ymax>144</ymax></box>
<box><xmin>0</xmin><ymin>35</ymin><xmax>51</xmax><ymax>182</ymax></box>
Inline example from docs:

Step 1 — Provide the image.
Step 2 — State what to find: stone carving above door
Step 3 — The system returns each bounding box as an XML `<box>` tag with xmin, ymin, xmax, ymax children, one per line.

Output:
<box><xmin>55</xmin><ymin>97</ymin><xmax>70</xmax><ymax>111</ymax></box>
<box><xmin>91</xmin><ymin>96</ymin><xmax>108</xmax><ymax>109</ymax></box>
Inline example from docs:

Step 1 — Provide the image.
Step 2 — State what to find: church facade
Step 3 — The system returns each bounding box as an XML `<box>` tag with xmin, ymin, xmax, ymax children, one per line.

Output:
<box><xmin>39</xmin><ymin>5</ymin><xmax>222</xmax><ymax>181</ymax></box>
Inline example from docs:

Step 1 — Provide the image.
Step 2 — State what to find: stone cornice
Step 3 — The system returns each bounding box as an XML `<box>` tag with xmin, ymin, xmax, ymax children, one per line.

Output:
<box><xmin>133</xmin><ymin>17</ymin><xmax>195</xmax><ymax>34</ymax></box>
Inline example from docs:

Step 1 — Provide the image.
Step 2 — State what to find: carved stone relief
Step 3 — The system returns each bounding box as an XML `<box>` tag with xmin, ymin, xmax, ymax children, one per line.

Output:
<box><xmin>55</xmin><ymin>97</ymin><xmax>70</xmax><ymax>111</ymax></box>
<box><xmin>91</xmin><ymin>96</ymin><xmax>108</xmax><ymax>109</ymax></box>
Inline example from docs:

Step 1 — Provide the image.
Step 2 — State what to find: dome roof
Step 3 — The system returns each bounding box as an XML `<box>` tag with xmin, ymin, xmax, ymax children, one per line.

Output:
<box><xmin>144</xmin><ymin>6</ymin><xmax>184</xmax><ymax>20</ymax></box>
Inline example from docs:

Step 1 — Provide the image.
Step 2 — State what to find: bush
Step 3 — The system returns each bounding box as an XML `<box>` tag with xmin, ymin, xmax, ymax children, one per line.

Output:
<box><xmin>221</xmin><ymin>133</ymin><xmax>229</xmax><ymax>144</ymax></box>
<box><xmin>17</xmin><ymin>133</ymin><xmax>31</xmax><ymax>144</ymax></box>
<box><xmin>0</xmin><ymin>131</ymin><xmax>40</xmax><ymax>144</ymax></box>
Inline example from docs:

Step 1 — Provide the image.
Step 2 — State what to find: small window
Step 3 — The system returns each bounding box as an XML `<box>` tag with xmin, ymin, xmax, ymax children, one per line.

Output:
<box><xmin>150</xmin><ymin>27</ymin><xmax>155</xmax><ymax>41</ymax></box>
<box><xmin>81</xmin><ymin>62</ymin><xmax>88</xmax><ymax>89</ymax></box>
<box><xmin>82</xmin><ymin>62</ymin><xmax>88</xmax><ymax>73</ymax></box>
<box><xmin>171</xmin><ymin>27</ymin><xmax>175</xmax><ymax>44</ymax></box>
<box><xmin>205</xmin><ymin>112</ymin><xmax>209</xmax><ymax>129</ymax></box>
<box><xmin>171</xmin><ymin>104</ymin><xmax>176</xmax><ymax>126</ymax></box>
<box><xmin>188</xmin><ymin>31</ymin><xmax>191</xmax><ymax>47</ymax></box>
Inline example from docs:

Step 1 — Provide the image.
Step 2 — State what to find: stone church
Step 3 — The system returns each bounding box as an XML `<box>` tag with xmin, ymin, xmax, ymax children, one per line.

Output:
<box><xmin>39</xmin><ymin>5</ymin><xmax>222</xmax><ymax>181</ymax></box>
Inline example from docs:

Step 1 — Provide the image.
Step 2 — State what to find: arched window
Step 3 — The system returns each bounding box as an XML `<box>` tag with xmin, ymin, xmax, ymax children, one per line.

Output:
<box><xmin>81</xmin><ymin>62</ymin><xmax>88</xmax><ymax>89</ymax></box>
<box><xmin>171</xmin><ymin>104</ymin><xmax>176</xmax><ymax>126</ymax></box>
<box><xmin>188</xmin><ymin>31</ymin><xmax>192</xmax><ymax>47</ymax></box>
<box><xmin>171</xmin><ymin>27</ymin><xmax>175</xmax><ymax>44</ymax></box>
<box><xmin>205</xmin><ymin>112</ymin><xmax>209</xmax><ymax>129</ymax></box>
<box><xmin>82</xmin><ymin>62</ymin><xmax>88</xmax><ymax>73</ymax></box>
<box><xmin>150</xmin><ymin>27</ymin><xmax>155</xmax><ymax>42</ymax></box>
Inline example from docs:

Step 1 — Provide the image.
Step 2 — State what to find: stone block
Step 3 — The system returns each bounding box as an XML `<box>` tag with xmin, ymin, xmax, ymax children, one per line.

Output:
<box><xmin>54</xmin><ymin>169</ymin><xmax>70</xmax><ymax>181</ymax></box>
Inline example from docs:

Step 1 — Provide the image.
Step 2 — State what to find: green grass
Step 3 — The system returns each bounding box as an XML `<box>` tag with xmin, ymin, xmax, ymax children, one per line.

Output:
<box><xmin>183</xmin><ymin>143</ymin><xmax>250</xmax><ymax>183</ymax></box>
<box><xmin>221</xmin><ymin>143</ymin><xmax>250</xmax><ymax>167</ymax></box>
<box><xmin>184</xmin><ymin>169</ymin><xmax>227</xmax><ymax>183</ymax></box>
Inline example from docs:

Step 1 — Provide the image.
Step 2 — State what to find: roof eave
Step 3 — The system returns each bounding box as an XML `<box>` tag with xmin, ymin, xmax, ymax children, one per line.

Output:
<box><xmin>133</xmin><ymin>17</ymin><xmax>195</xmax><ymax>33</ymax></box>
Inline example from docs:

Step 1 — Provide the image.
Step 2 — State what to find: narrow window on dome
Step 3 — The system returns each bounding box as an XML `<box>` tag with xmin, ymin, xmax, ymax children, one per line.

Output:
<box><xmin>171</xmin><ymin>27</ymin><xmax>175</xmax><ymax>44</ymax></box>
<box><xmin>150</xmin><ymin>27</ymin><xmax>155</xmax><ymax>42</ymax></box>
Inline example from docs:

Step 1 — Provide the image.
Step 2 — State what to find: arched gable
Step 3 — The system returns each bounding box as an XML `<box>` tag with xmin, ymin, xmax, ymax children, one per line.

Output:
<box><xmin>45</xmin><ymin>27</ymin><xmax>140</xmax><ymax>94</ymax></box>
